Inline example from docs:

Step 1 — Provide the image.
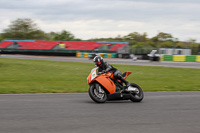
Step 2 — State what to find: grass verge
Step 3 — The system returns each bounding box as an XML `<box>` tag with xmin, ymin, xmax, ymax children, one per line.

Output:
<box><xmin>0</xmin><ymin>58</ymin><xmax>200</xmax><ymax>93</ymax></box>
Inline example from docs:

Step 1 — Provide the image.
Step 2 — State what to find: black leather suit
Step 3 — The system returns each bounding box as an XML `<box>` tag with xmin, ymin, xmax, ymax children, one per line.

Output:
<box><xmin>98</xmin><ymin>61</ymin><xmax>129</xmax><ymax>85</ymax></box>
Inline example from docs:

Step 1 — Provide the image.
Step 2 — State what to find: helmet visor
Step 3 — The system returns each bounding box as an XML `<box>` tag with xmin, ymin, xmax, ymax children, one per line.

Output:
<box><xmin>94</xmin><ymin>61</ymin><xmax>98</xmax><ymax>67</ymax></box>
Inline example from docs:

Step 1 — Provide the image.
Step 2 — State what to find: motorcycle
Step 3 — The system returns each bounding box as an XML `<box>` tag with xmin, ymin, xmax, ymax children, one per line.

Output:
<box><xmin>87</xmin><ymin>68</ymin><xmax>144</xmax><ymax>103</ymax></box>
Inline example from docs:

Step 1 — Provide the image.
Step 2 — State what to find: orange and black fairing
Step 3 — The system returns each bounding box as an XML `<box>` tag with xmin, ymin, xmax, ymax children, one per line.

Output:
<box><xmin>87</xmin><ymin>70</ymin><xmax>116</xmax><ymax>94</ymax></box>
<box><xmin>87</xmin><ymin>68</ymin><xmax>132</xmax><ymax>95</ymax></box>
<box><xmin>95</xmin><ymin>72</ymin><xmax>116</xmax><ymax>94</ymax></box>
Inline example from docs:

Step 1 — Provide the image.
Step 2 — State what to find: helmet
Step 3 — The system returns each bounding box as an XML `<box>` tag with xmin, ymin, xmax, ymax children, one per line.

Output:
<box><xmin>93</xmin><ymin>55</ymin><xmax>103</xmax><ymax>67</ymax></box>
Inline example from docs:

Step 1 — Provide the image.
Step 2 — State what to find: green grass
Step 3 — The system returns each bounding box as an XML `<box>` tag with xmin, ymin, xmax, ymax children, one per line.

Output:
<box><xmin>0</xmin><ymin>58</ymin><xmax>200</xmax><ymax>93</ymax></box>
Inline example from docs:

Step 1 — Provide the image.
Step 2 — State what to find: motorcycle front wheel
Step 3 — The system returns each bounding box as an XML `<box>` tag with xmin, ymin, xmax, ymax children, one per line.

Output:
<box><xmin>129</xmin><ymin>83</ymin><xmax>144</xmax><ymax>102</ymax></box>
<box><xmin>88</xmin><ymin>83</ymin><xmax>107</xmax><ymax>103</ymax></box>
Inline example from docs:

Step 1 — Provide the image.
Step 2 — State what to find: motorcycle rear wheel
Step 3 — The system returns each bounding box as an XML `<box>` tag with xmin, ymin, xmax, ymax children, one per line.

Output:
<box><xmin>88</xmin><ymin>84</ymin><xmax>107</xmax><ymax>103</ymax></box>
<box><xmin>129</xmin><ymin>83</ymin><xmax>144</xmax><ymax>102</ymax></box>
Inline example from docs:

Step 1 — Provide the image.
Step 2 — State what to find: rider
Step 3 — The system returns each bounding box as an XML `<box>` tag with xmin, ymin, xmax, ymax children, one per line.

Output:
<box><xmin>93</xmin><ymin>55</ymin><xmax>130</xmax><ymax>88</ymax></box>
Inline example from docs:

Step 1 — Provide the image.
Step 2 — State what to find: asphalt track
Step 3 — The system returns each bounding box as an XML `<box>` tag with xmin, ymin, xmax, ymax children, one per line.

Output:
<box><xmin>1</xmin><ymin>54</ymin><xmax>200</xmax><ymax>68</ymax></box>
<box><xmin>0</xmin><ymin>92</ymin><xmax>200</xmax><ymax>133</ymax></box>
<box><xmin>0</xmin><ymin>55</ymin><xmax>200</xmax><ymax>133</ymax></box>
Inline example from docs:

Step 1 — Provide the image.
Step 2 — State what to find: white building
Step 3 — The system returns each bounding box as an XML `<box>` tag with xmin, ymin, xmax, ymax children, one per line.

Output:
<box><xmin>159</xmin><ymin>48</ymin><xmax>191</xmax><ymax>55</ymax></box>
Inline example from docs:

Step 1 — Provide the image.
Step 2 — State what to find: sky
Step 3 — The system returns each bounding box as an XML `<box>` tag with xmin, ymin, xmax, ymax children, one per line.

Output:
<box><xmin>0</xmin><ymin>0</ymin><xmax>200</xmax><ymax>42</ymax></box>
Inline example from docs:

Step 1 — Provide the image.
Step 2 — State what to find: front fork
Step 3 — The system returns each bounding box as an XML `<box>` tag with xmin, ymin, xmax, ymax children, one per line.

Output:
<box><xmin>94</xmin><ymin>83</ymin><xmax>105</xmax><ymax>94</ymax></box>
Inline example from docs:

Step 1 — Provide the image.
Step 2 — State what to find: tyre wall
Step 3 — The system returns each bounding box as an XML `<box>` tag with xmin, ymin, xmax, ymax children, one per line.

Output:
<box><xmin>76</xmin><ymin>52</ymin><xmax>117</xmax><ymax>58</ymax></box>
<box><xmin>161</xmin><ymin>55</ymin><xmax>200</xmax><ymax>62</ymax></box>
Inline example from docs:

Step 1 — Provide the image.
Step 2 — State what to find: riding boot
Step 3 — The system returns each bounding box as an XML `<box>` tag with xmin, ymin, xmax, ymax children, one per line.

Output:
<box><xmin>118</xmin><ymin>75</ymin><xmax>130</xmax><ymax>87</ymax></box>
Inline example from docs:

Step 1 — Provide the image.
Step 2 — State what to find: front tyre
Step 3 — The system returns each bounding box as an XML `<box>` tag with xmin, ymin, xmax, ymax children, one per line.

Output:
<box><xmin>129</xmin><ymin>83</ymin><xmax>144</xmax><ymax>102</ymax></box>
<box><xmin>88</xmin><ymin>84</ymin><xmax>107</xmax><ymax>103</ymax></box>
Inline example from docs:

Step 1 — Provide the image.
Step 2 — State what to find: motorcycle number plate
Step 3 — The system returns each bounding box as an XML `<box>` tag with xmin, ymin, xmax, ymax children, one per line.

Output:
<box><xmin>91</xmin><ymin>71</ymin><xmax>97</xmax><ymax>81</ymax></box>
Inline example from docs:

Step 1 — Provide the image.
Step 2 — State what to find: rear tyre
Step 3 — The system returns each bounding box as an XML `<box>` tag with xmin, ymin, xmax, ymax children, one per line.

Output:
<box><xmin>129</xmin><ymin>83</ymin><xmax>144</xmax><ymax>102</ymax></box>
<box><xmin>88</xmin><ymin>83</ymin><xmax>107</xmax><ymax>103</ymax></box>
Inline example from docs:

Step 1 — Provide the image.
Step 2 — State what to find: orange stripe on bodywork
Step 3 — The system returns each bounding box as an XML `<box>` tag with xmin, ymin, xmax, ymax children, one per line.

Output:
<box><xmin>95</xmin><ymin>75</ymin><xmax>116</xmax><ymax>94</ymax></box>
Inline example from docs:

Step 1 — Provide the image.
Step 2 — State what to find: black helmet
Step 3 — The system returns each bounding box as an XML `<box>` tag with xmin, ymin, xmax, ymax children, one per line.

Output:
<box><xmin>93</xmin><ymin>55</ymin><xmax>103</xmax><ymax>67</ymax></box>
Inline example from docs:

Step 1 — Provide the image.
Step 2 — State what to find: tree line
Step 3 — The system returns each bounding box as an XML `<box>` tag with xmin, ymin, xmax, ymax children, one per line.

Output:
<box><xmin>0</xmin><ymin>18</ymin><xmax>199</xmax><ymax>54</ymax></box>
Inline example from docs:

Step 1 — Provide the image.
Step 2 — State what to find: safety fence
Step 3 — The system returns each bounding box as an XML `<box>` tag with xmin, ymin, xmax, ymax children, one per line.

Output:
<box><xmin>76</xmin><ymin>52</ymin><xmax>117</xmax><ymax>58</ymax></box>
<box><xmin>76</xmin><ymin>52</ymin><xmax>200</xmax><ymax>62</ymax></box>
<box><xmin>161</xmin><ymin>55</ymin><xmax>200</xmax><ymax>62</ymax></box>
